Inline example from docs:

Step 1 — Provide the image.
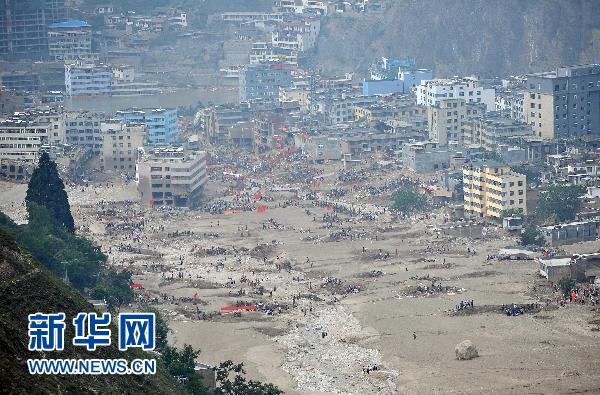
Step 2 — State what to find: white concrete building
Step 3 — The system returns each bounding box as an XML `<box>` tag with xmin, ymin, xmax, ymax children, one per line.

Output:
<box><xmin>417</xmin><ymin>77</ymin><xmax>495</xmax><ymax>111</ymax></box>
<box><xmin>136</xmin><ymin>146</ymin><xmax>208</xmax><ymax>207</ymax></box>
<box><xmin>65</xmin><ymin>63</ymin><xmax>112</xmax><ymax>97</ymax></box>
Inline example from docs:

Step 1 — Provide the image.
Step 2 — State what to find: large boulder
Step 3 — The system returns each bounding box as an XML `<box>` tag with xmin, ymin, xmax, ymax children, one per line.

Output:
<box><xmin>455</xmin><ymin>340</ymin><xmax>479</xmax><ymax>360</ymax></box>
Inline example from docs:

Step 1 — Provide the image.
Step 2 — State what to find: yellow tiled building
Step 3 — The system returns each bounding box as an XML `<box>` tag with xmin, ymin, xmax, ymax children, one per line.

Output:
<box><xmin>463</xmin><ymin>164</ymin><xmax>527</xmax><ymax>218</ymax></box>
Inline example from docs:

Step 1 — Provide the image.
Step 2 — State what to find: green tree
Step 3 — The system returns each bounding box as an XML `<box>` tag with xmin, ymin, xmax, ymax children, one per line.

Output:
<box><xmin>520</xmin><ymin>225</ymin><xmax>545</xmax><ymax>246</ymax></box>
<box><xmin>215</xmin><ymin>361</ymin><xmax>282</xmax><ymax>395</ymax></box>
<box><xmin>161</xmin><ymin>344</ymin><xmax>207</xmax><ymax>395</ymax></box>
<box><xmin>144</xmin><ymin>307</ymin><xmax>170</xmax><ymax>352</ymax></box>
<box><xmin>536</xmin><ymin>184</ymin><xmax>586</xmax><ymax>223</ymax></box>
<box><xmin>501</xmin><ymin>207</ymin><xmax>523</xmax><ymax>220</ymax></box>
<box><xmin>393</xmin><ymin>188</ymin><xmax>427</xmax><ymax>213</ymax></box>
<box><xmin>483</xmin><ymin>150</ymin><xmax>505</xmax><ymax>163</ymax></box>
<box><xmin>91</xmin><ymin>269</ymin><xmax>134</xmax><ymax>310</ymax></box>
<box><xmin>25</xmin><ymin>152</ymin><xmax>75</xmax><ymax>232</ymax></box>
<box><xmin>512</xmin><ymin>165</ymin><xmax>541</xmax><ymax>184</ymax></box>
<box><xmin>558</xmin><ymin>277</ymin><xmax>576</xmax><ymax>297</ymax></box>
<box><xmin>0</xmin><ymin>205</ymin><xmax>104</xmax><ymax>291</ymax></box>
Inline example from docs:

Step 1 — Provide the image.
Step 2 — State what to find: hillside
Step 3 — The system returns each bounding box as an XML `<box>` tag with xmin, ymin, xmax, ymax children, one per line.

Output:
<box><xmin>0</xmin><ymin>228</ymin><xmax>184</xmax><ymax>394</ymax></box>
<box><xmin>311</xmin><ymin>0</ymin><xmax>600</xmax><ymax>77</ymax></box>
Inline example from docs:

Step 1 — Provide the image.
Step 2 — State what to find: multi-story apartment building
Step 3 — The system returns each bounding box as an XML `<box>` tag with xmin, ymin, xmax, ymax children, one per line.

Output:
<box><xmin>402</xmin><ymin>141</ymin><xmax>451</xmax><ymax>172</ymax></box>
<box><xmin>271</xmin><ymin>17</ymin><xmax>320</xmax><ymax>52</ymax></box>
<box><xmin>0</xmin><ymin>114</ymin><xmax>50</xmax><ymax>163</ymax></box>
<box><xmin>221</xmin><ymin>12</ymin><xmax>283</xmax><ymax>24</ymax></box>
<box><xmin>463</xmin><ymin>112</ymin><xmax>533</xmax><ymax>150</ymax></box>
<box><xmin>47</xmin><ymin>20</ymin><xmax>92</xmax><ymax>61</ymax></box>
<box><xmin>65</xmin><ymin>64</ymin><xmax>113</xmax><ymax>96</ymax></box>
<box><xmin>64</xmin><ymin>111</ymin><xmax>105</xmax><ymax>154</ymax></box>
<box><xmin>463</xmin><ymin>163</ymin><xmax>527</xmax><ymax>219</ymax></box>
<box><xmin>114</xmin><ymin>108</ymin><xmax>178</xmax><ymax>145</ymax></box>
<box><xmin>495</xmin><ymin>90</ymin><xmax>524</xmax><ymax>122</ymax></box>
<box><xmin>0</xmin><ymin>0</ymin><xmax>66</xmax><ymax>58</ymax></box>
<box><xmin>239</xmin><ymin>63</ymin><xmax>293</xmax><ymax>102</ymax></box>
<box><xmin>355</xmin><ymin>99</ymin><xmax>427</xmax><ymax>123</ymax></box>
<box><xmin>524</xmin><ymin>64</ymin><xmax>600</xmax><ymax>139</ymax></box>
<box><xmin>0</xmin><ymin>107</ymin><xmax>63</xmax><ymax>175</ymax></box>
<box><xmin>202</xmin><ymin>105</ymin><xmax>251</xmax><ymax>145</ymax></box>
<box><xmin>36</xmin><ymin>107</ymin><xmax>64</xmax><ymax>146</ymax></box>
<box><xmin>249</xmin><ymin>42</ymin><xmax>298</xmax><ymax>65</ymax></box>
<box><xmin>274</xmin><ymin>0</ymin><xmax>328</xmax><ymax>15</ymax></box>
<box><xmin>428</xmin><ymin>98</ymin><xmax>485</xmax><ymax>145</ymax></box>
<box><xmin>312</xmin><ymin>93</ymin><xmax>379</xmax><ymax>125</ymax></box>
<box><xmin>279</xmin><ymin>87</ymin><xmax>310</xmax><ymax>112</ymax></box>
<box><xmin>136</xmin><ymin>146</ymin><xmax>208</xmax><ymax>207</ymax></box>
<box><xmin>416</xmin><ymin>77</ymin><xmax>495</xmax><ymax>111</ymax></box>
<box><xmin>341</xmin><ymin>131</ymin><xmax>408</xmax><ymax>156</ymax></box>
<box><xmin>101</xmin><ymin>121</ymin><xmax>146</xmax><ymax>175</ymax></box>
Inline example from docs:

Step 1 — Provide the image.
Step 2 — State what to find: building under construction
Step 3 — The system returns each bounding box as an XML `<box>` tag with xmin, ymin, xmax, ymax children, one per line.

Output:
<box><xmin>0</xmin><ymin>0</ymin><xmax>66</xmax><ymax>59</ymax></box>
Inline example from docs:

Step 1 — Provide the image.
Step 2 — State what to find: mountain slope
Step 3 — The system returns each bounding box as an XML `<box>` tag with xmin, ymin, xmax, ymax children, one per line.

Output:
<box><xmin>0</xmin><ymin>228</ymin><xmax>184</xmax><ymax>394</ymax></box>
<box><xmin>311</xmin><ymin>0</ymin><xmax>600</xmax><ymax>77</ymax></box>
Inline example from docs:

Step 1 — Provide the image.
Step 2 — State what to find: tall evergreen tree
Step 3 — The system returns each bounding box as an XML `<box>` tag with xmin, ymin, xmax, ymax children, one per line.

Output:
<box><xmin>25</xmin><ymin>152</ymin><xmax>75</xmax><ymax>232</ymax></box>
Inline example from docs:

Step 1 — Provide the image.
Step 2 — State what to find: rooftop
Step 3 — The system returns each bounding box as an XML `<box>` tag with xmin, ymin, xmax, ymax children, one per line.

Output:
<box><xmin>49</xmin><ymin>20</ymin><xmax>91</xmax><ymax>29</ymax></box>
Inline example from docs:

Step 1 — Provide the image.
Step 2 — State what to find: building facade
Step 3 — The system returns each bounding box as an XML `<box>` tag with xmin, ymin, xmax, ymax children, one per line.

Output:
<box><xmin>428</xmin><ymin>98</ymin><xmax>485</xmax><ymax>145</ymax></box>
<box><xmin>65</xmin><ymin>64</ymin><xmax>113</xmax><ymax>96</ymax></box>
<box><xmin>0</xmin><ymin>0</ymin><xmax>66</xmax><ymax>58</ymax></box>
<box><xmin>65</xmin><ymin>111</ymin><xmax>105</xmax><ymax>154</ymax></box>
<box><xmin>540</xmin><ymin>221</ymin><xmax>597</xmax><ymax>246</ymax></box>
<box><xmin>202</xmin><ymin>105</ymin><xmax>250</xmax><ymax>145</ymax></box>
<box><xmin>463</xmin><ymin>112</ymin><xmax>534</xmax><ymax>150</ymax></box>
<box><xmin>114</xmin><ymin>108</ymin><xmax>178</xmax><ymax>145</ymax></box>
<box><xmin>101</xmin><ymin>121</ymin><xmax>146</xmax><ymax>175</ymax></box>
<box><xmin>524</xmin><ymin>64</ymin><xmax>600</xmax><ymax>139</ymax></box>
<box><xmin>136</xmin><ymin>146</ymin><xmax>208</xmax><ymax>207</ymax></box>
<box><xmin>417</xmin><ymin>77</ymin><xmax>495</xmax><ymax>111</ymax></box>
<box><xmin>0</xmin><ymin>115</ymin><xmax>49</xmax><ymax>163</ymax></box>
<box><xmin>463</xmin><ymin>163</ymin><xmax>527</xmax><ymax>219</ymax></box>
<box><xmin>47</xmin><ymin>20</ymin><xmax>92</xmax><ymax>61</ymax></box>
<box><xmin>495</xmin><ymin>90</ymin><xmax>524</xmax><ymax>122</ymax></box>
<box><xmin>239</xmin><ymin>63</ymin><xmax>293</xmax><ymax>102</ymax></box>
<box><xmin>402</xmin><ymin>141</ymin><xmax>450</xmax><ymax>173</ymax></box>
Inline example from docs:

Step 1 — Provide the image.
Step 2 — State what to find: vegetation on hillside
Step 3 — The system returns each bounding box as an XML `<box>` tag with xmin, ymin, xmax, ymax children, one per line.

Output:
<box><xmin>0</xmin><ymin>229</ymin><xmax>184</xmax><ymax>394</ymax></box>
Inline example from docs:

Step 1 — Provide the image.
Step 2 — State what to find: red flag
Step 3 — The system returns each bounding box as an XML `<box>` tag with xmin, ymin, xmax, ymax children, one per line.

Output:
<box><xmin>149</xmin><ymin>197</ymin><xmax>154</xmax><ymax>208</ymax></box>
<box><xmin>257</xmin><ymin>205</ymin><xmax>267</xmax><ymax>213</ymax></box>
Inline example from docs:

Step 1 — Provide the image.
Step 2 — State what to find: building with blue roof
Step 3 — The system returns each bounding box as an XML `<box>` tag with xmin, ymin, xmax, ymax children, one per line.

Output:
<box><xmin>48</xmin><ymin>19</ymin><xmax>92</xmax><ymax>61</ymax></box>
<box><xmin>363</xmin><ymin>57</ymin><xmax>432</xmax><ymax>96</ymax></box>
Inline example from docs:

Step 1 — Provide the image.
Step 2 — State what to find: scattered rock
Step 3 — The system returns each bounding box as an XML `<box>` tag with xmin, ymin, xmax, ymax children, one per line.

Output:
<box><xmin>455</xmin><ymin>340</ymin><xmax>479</xmax><ymax>360</ymax></box>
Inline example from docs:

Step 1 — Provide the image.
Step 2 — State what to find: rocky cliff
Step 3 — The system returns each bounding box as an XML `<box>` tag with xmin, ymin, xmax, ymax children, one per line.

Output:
<box><xmin>311</xmin><ymin>0</ymin><xmax>600</xmax><ymax>77</ymax></box>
